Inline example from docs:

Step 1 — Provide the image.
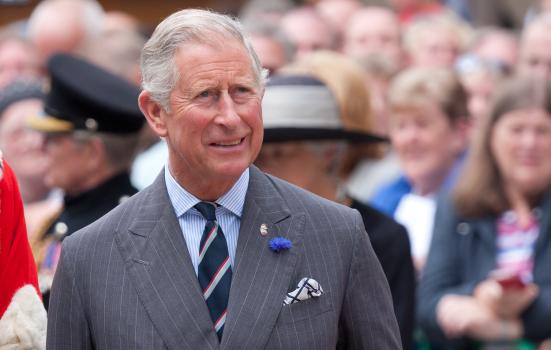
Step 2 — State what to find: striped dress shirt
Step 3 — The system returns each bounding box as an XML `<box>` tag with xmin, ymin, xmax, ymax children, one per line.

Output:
<box><xmin>164</xmin><ymin>165</ymin><xmax>248</xmax><ymax>274</ymax></box>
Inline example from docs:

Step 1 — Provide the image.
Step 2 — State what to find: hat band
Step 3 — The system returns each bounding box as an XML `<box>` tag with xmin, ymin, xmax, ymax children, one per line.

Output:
<box><xmin>262</xmin><ymin>85</ymin><xmax>342</xmax><ymax>129</ymax></box>
<box><xmin>27</xmin><ymin>114</ymin><xmax>74</xmax><ymax>133</ymax></box>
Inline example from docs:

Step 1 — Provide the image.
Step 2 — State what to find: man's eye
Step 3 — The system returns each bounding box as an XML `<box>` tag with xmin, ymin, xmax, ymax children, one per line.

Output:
<box><xmin>234</xmin><ymin>85</ymin><xmax>254</xmax><ymax>95</ymax></box>
<box><xmin>198</xmin><ymin>91</ymin><xmax>211</xmax><ymax>98</ymax></box>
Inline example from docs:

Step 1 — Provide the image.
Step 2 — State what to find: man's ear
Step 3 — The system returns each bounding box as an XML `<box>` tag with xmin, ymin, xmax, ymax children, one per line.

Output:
<box><xmin>86</xmin><ymin>136</ymin><xmax>107</xmax><ymax>170</ymax></box>
<box><xmin>138</xmin><ymin>90</ymin><xmax>168</xmax><ymax>138</ymax></box>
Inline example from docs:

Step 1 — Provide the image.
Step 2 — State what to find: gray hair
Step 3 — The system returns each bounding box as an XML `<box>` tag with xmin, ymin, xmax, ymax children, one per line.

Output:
<box><xmin>141</xmin><ymin>9</ymin><xmax>268</xmax><ymax>111</ymax></box>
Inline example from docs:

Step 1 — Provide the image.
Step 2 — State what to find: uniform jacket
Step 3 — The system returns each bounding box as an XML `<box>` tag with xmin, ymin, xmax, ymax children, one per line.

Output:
<box><xmin>45</xmin><ymin>171</ymin><xmax>138</xmax><ymax>238</ymax></box>
<box><xmin>46</xmin><ymin>166</ymin><xmax>401</xmax><ymax>350</ymax></box>
<box><xmin>37</xmin><ymin>172</ymin><xmax>138</xmax><ymax>309</ymax></box>
<box><xmin>418</xmin><ymin>193</ymin><xmax>551</xmax><ymax>348</ymax></box>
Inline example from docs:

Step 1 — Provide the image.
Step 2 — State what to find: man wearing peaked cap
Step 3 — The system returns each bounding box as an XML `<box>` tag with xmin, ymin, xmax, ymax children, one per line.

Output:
<box><xmin>28</xmin><ymin>53</ymin><xmax>145</xmax><ymax>308</ymax></box>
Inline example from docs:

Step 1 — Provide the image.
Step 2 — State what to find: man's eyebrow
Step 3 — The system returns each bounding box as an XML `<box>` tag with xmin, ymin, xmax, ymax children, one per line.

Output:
<box><xmin>186</xmin><ymin>80</ymin><xmax>219</xmax><ymax>93</ymax></box>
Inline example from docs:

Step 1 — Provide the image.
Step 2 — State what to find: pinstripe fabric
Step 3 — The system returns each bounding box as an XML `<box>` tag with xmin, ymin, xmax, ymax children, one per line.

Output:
<box><xmin>164</xmin><ymin>166</ymin><xmax>247</xmax><ymax>274</ymax></box>
<box><xmin>47</xmin><ymin>166</ymin><xmax>402</xmax><ymax>350</ymax></box>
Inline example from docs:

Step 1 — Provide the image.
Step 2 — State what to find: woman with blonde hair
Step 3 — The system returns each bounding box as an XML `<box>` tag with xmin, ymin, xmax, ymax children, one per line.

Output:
<box><xmin>370</xmin><ymin>67</ymin><xmax>470</xmax><ymax>273</ymax></box>
<box><xmin>282</xmin><ymin>50</ymin><xmax>385</xmax><ymax>177</ymax></box>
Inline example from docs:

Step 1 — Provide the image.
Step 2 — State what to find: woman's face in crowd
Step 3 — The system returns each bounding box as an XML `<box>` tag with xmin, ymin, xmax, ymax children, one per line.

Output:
<box><xmin>491</xmin><ymin>108</ymin><xmax>551</xmax><ymax>197</ymax></box>
<box><xmin>390</xmin><ymin>102</ymin><xmax>466</xmax><ymax>193</ymax></box>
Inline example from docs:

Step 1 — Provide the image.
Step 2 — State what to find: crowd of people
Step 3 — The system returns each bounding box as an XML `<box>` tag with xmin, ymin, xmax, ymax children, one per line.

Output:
<box><xmin>0</xmin><ymin>0</ymin><xmax>550</xmax><ymax>349</ymax></box>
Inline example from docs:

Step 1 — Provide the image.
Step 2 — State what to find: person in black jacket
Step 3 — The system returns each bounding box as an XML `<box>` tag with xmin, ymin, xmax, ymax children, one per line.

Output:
<box><xmin>255</xmin><ymin>70</ymin><xmax>415</xmax><ymax>350</ymax></box>
<box><xmin>27</xmin><ymin>53</ymin><xmax>145</xmax><ymax>308</ymax></box>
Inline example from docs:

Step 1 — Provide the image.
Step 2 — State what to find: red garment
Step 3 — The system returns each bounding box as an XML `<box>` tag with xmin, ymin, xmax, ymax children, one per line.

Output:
<box><xmin>398</xmin><ymin>3</ymin><xmax>445</xmax><ymax>24</ymax></box>
<box><xmin>0</xmin><ymin>159</ymin><xmax>40</xmax><ymax>317</ymax></box>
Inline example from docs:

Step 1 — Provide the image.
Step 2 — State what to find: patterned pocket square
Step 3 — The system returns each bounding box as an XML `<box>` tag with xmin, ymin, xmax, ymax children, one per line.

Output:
<box><xmin>283</xmin><ymin>277</ymin><xmax>324</xmax><ymax>305</ymax></box>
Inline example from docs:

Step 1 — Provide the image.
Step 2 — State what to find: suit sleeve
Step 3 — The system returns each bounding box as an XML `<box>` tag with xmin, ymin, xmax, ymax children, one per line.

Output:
<box><xmin>47</xmin><ymin>236</ymin><xmax>93</xmax><ymax>350</ymax></box>
<box><xmin>339</xmin><ymin>210</ymin><xmax>402</xmax><ymax>350</ymax></box>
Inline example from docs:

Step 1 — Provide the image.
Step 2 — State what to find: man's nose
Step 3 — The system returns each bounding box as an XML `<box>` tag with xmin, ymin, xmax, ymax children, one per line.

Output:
<box><xmin>215</xmin><ymin>91</ymin><xmax>240</xmax><ymax>127</ymax></box>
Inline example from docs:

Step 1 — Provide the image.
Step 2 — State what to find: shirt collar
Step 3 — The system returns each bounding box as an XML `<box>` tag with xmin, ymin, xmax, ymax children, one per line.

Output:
<box><xmin>164</xmin><ymin>165</ymin><xmax>249</xmax><ymax>218</ymax></box>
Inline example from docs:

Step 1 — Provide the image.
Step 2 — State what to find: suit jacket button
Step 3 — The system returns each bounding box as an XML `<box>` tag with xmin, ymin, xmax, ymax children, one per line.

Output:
<box><xmin>457</xmin><ymin>222</ymin><xmax>470</xmax><ymax>235</ymax></box>
<box><xmin>54</xmin><ymin>222</ymin><xmax>68</xmax><ymax>238</ymax></box>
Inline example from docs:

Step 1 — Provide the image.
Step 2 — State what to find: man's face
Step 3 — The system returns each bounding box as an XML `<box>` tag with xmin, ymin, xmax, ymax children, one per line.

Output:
<box><xmin>0</xmin><ymin>40</ymin><xmax>40</xmax><ymax>88</ymax></box>
<box><xmin>410</xmin><ymin>28</ymin><xmax>459</xmax><ymax>68</ymax></box>
<box><xmin>249</xmin><ymin>34</ymin><xmax>287</xmax><ymax>75</ymax></box>
<box><xmin>281</xmin><ymin>11</ymin><xmax>334</xmax><ymax>59</ymax></box>
<box><xmin>43</xmin><ymin>133</ymin><xmax>93</xmax><ymax>194</ymax></box>
<box><xmin>344</xmin><ymin>10</ymin><xmax>402</xmax><ymax>66</ymax></box>
<box><xmin>0</xmin><ymin>99</ymin><xmax>47</xmax><ymax>181</ymax></box>
<box><xmin>256</xmin><ymin>142</ymin><xmax>319</xmax><ymax>191</ymax></box>
<box><xmin>155</xmin><ymin>41</ymin><xmax>263</xmax><ymax>194</ymax></box>
<box><xmin>519</xmin><ymin>26</ymin><xmax>551</xmax><ymax>79</ymax></box>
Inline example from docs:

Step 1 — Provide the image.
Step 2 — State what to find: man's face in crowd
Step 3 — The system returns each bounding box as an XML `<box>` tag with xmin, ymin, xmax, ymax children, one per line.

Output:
<box><xmin>249</xmin><ymin>34</ymin><xmax>287</xmax><ymax>75</ymax></box>
<box><xmin>153</xmin><ymin>41</ymin><xmax>263</xmax><ymax>191</ymax></box>
<box><xmin>0</xmin><ymin>39</ymin><xmax>40</xmax><ymax>88</ymax></box>
<box><xmin>519</xmin><ymin>25</ymin><xmax>551</xmax><ymax>79</ymax></box>
<box><xmin>0</xmin><ymin>99</ymin><xmax>47</xmax><ymax>180</ymax></box>
<box><xmin>410</xmin><ymin>27</ymin><xmax>460</xmax><ymax>68</ymax></box>
<box><xmin>43</xmin><ymin>133</ymin><xmax>94</xmax><ymax>195</ymax></box>
<box><xmin>343</xmin><ymin>9</ymin><xmax>402</xmax><ymax>67</ymax></box>
<box><xmin>256</xmin><ymin>142</ymin><xmax>321</xmax><ymax>191</ymax></box>
<box><xmin>280</xmin><ymin>11</ymin><xmax>334</xmax><ymax>59</ymax></box>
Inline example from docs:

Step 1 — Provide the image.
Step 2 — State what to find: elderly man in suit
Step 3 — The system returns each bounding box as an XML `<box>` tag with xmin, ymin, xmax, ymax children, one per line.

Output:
<box><xmin>46</xmin><ymin>9</ymin><xmax>401</xmax><ymax>350</ymax></box>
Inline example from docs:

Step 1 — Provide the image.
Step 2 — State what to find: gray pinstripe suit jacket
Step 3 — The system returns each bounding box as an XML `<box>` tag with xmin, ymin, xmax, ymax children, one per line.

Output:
<box><xmin>46</xmin><ymin>166</ymin><xmax>401</xmax><ymax>349</ymax></box>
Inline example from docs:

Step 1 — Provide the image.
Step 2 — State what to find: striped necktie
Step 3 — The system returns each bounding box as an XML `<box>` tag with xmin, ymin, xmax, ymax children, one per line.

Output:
<box><xmin>195</xmin><ymin>201</ymin><xmax>232</xmax><ymax>341</ymax></box>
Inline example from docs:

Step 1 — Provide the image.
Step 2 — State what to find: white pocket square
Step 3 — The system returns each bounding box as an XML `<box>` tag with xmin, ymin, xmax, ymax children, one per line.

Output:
<box><xmin>283</xmin><ymin>277</ymin><xmax>324</xmax><ymax>305</ymax></box>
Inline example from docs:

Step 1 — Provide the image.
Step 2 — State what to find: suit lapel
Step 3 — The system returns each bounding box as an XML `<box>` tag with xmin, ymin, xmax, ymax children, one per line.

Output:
<box><xmin>221</xmin><ymin>166</ymin><xmax>305</xmax><ymax>350</ymax></box>
<box><xmin>115</xmin><ymin>172</ymin><xmax>219</xmax><ymax>350</ymax></box>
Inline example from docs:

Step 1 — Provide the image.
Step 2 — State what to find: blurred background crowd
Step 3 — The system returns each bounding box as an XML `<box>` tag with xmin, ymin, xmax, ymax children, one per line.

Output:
<box><xmin>0</xmin><ymin>0</ymin><xmax>550</xmax><ymax>349</ymax></box>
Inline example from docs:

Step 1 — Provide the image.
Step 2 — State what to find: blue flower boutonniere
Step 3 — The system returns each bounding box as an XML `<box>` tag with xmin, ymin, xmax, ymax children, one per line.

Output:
<box><xmin>269</xmin><ymin>237</ymin><xmax>292</xmax><ymax>253</ymax></box>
